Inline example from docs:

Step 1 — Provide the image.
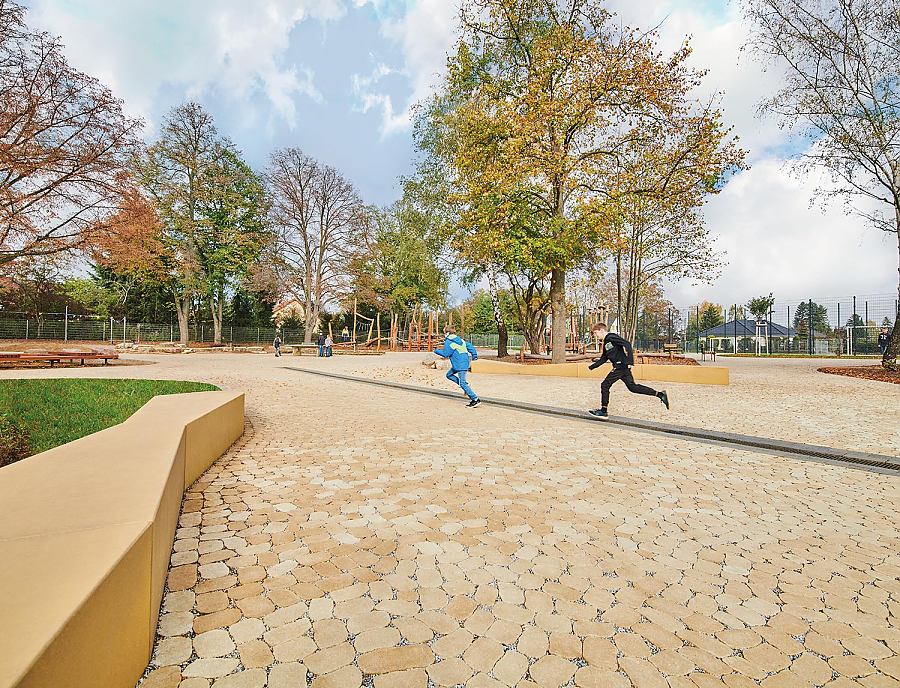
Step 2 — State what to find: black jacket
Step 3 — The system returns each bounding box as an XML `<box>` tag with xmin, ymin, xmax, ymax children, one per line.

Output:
<box><xmin>589</xmin><ymin>333</ymin><xmax>634</xmax><ymax>369</ymax></box>
<box><xmin>317</xmin><ymin>333</ymin><xmax>326</xmax><ymax>345</ymax></box>
<box><xmin>879</xmin><ymin>332</ymin><xmax>890</xmax><ymax>348</ymax></box>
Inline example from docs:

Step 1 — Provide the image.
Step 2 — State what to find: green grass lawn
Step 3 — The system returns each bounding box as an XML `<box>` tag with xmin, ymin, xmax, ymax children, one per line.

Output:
<box><xmin>0</xmin><ymin>379</ymin><xmax>219</xmax><ymax>456</ymax></box>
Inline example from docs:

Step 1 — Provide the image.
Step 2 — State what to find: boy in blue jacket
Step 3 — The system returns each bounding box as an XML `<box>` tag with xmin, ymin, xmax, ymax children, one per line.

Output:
<box><xmin>434</xmin><ymin>325</ymin><xmax>481</xmax><ymax>407</ymax></box>
<box><xmin>587</xmin><ymin>322</ymin><xmax>669</xmax><ymax>419</ymax></box>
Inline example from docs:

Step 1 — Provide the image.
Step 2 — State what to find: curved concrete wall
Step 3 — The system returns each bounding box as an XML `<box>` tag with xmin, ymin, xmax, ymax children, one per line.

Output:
<box><xmin>470</xmin><ymin>359</ymin><xmax>729</xmax><ymax>385</ymax></box>
<box><xmin>0</xmin><ymin>391</ymin><xmax>245</xmax><ymax>688</ymax></box>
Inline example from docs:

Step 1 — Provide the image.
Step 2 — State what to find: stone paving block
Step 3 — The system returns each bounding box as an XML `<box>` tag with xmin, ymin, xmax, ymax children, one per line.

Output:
<box><xmin>357</xmin><ymin>644</ymin><xmax>435</xmax><ymax>674</ymax></box>
<box><xmin>154</xmin><ymin>636</ymin><xmax>193</xmax><ymax>667</ymax></box>
<box><xmin>304</xmin><ymin>642</ymin><xmax>356</xmax><ymax>675</ymax></box>
<box><xmin>192</xmin><ymin>629</ymin><xmax>235</xmax><ymax>660</ymax></box>
<box><xmin>427</xmin><ymin>657</ymin><xmax>474</xmax><ymax>686</ymax></box>
<box><xmin>141</xmin><ymin>666</ymin><xmax>181</xmax><ymax>688</ymax></box>
<box><xmin>529</xmin><ymin>654</ymin><xmax>576</xmax><ymax>686</ymax></box>
<box><xmin>267</xmin><ymin>662</ymin><xmax>308</xmax><ymax>688</ymax></box>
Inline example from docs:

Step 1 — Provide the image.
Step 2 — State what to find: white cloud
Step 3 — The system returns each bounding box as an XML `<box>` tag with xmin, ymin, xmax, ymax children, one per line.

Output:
<box><xmin>351</xmin><ymin>0</ymin><xmax>456</xmax><ymax>136</ymax></box>
<box><xmin>607</xmin><ymin>0</ymin><xmax>788</xmax><ymax>160</ymax></box>
<box><xmin>663</xmin><ymin>159</ymin><xmax>898</xmax><ymax>306</ymax></box>
<box><xmin>26</xmin><ymin>0</ymin><xmax>344</xmax><ymax>132</ymax></box>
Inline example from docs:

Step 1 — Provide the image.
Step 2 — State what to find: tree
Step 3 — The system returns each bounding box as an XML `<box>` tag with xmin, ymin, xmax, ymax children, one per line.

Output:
<box><xmin>747</xmin><ymin>293</ymin><xmax>775</xmax><ymax>321</ymax></box>
<box><xmin>135</xmin><ymin>103</ymin><xmax>221</xmax><ymax>345</ymax></box>
<box><xmin>350</xmin><ymin>200</ymin><xmax>447</xmax><ymax>314</ymax></box>
<box><xmin>265</xmin><ymin>148</ymin><xmax>366</xmax><ymax>343</ymax></box>
<box><xmin>196</xmin><ymin>144</ymin><xmax>269</xmax><ymax>343</ymax></box>
<box><xmin>744</xmin><ymin>0</ymin><xmax>900</xmax><ymax>368</ymax></box>
<box><xmin>793</xmin><ymin>300</ymin><xmax>829</xmax><ymax>333</ymax></box>
<box><xmin>698</xmin><ymin>302</ymin><xmax>725</xmax><ymax>332</ymax></box>
<box><xmin>603</xmin><ymin>105</ymin><xmax>744</xmax><ymax>344</ymax></box>
<box><xmin>421</xmin><ymin>0</ymin><xmax>707</xmax><ymax>362</ymax></box>
<box><xmin>0</xmin><ymin>1</ymin><xmax>143</xmax><ymax>266</ymax></box>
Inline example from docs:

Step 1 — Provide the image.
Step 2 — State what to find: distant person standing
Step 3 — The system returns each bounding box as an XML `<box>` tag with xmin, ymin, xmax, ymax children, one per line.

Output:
<box><xmin>342</xmin><ymin>326</ymin><xmax>349</xmax><ymax>343</ymax></box>
<box><xmin>317</xmin><ymin>332</ymin><xmax>325</xmax><ymax>357</ymax></box>
<box><xmin>325</xmin><ymin>334</ymin><xmax>333</xmax><ymax>357</ymax></box>
<box><xmin>879</xmin><ymin>326</ymin><xmax>891</xmax><ymax>355</ymax></box>
<box><xmin>434</xmin><ymin>325</ymin><xmax>481</xmax><ymax>407</ymax></box>
<box><xmin>273</xmin><ymin>334</ymin><xmax>282</xmax><ymax>357</ymax></box>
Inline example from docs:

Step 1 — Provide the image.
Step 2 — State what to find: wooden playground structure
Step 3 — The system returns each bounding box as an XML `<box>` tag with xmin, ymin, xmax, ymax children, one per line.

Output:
<box><xmin>337</xmin><ymin>302</ymin><xmax>454</xmax><ymax>353</ymax></box>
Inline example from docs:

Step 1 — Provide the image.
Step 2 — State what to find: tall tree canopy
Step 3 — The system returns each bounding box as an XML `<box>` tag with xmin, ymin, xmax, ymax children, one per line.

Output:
<box><xmin>419</xmin><ymin>0</ymin><xmax>742</xmax><ymax>361</ymax></box>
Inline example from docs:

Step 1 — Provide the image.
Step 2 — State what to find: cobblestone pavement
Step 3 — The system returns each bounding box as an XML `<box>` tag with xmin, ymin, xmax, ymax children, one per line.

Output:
<box><xmin>4</xmin><ymin>353</ymin><xmax>900</xmax><ymax>687</ymax></box>
<box><xmin>348</xmin><ymin>354</ymin><xmax>900</xmax><ymax>457</ymax></box>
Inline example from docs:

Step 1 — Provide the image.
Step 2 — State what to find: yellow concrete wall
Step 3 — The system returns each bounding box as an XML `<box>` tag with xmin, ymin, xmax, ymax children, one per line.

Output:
<box><xmin>0</xmin><ymin>390</ymin><xmax>244</xmax><ymax>688</ymax></box>
<box><xmin>470</xmin><ymin>359</ymin><xmax>728</xmax><ymax>385</ymax></box>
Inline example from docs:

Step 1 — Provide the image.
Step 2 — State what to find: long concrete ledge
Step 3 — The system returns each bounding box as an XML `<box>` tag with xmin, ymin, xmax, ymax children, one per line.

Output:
<box><xmin>0</xmin><ymin>390</ymin><xmax>245</xmax><ymax>688</ymax></box>
<box><xmin>470</xmin><ymin>358</ymin><xmax>729</xmax><ymax>385</ymax></box>
<box><xmin>287</xmin><ymin>367</ymin><xmax>900</xmax><ymax>475</ymax></box>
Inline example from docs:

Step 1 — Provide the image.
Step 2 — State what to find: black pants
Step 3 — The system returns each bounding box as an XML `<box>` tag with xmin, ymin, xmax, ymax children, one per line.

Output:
<box><xmin>601</xmin><ymin>366</ymin><xmax>657</xmax><ymax>408</ymax></box>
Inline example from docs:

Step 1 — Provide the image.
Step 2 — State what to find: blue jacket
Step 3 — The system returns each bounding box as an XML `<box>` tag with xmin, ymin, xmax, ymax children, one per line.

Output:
<box><xmin>434</xmin><ymin>335</ymin><xmax>478</xmax><ymax>371</ymax></box>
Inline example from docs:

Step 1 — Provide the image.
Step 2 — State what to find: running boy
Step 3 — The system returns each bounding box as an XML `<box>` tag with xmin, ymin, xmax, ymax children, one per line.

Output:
<box><xmin>587</xmin><ymin>322</ymin><xmax>669</xmax><ymax>419</ymax></box>
<box><xmin>434</xmin><ymin>325</ymin><xmax>481</xmax><ymax>407</ymax></box>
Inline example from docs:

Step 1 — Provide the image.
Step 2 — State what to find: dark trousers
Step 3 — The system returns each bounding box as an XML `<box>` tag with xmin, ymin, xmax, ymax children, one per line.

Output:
<box><xmin>601</xmin><ymin>366</ymin><xmax>657</xmax><ymax>408</ymax></box>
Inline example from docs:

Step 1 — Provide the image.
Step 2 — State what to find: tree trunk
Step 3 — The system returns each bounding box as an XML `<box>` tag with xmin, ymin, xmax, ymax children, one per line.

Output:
<box><xmin>175</xmin><ymin>294</ymin><xmax>190</xmax><ymax>346</ymax></box>
<box><xmin>884</xmin><ymin>200</ymin><xmax>900</xmax><ymax>370</ymax></box>
<box><xmin>486</xmin><ymin>263</ymin><xmax>508</xmax><ymax>358</ymax></box>
<box><xmin>211</xmin><ymin>290</ymin><xmax>223</xmax><ymax>345</ymax></box>
<box><xmin>549</xmin><ymin>268</ymin><xmax>567</xmax><ymax>364</ymax></box>
<box><xmin>303</xmin><ymin>298</ymin><xmax>315</xmax><ymax>343</ymax></box>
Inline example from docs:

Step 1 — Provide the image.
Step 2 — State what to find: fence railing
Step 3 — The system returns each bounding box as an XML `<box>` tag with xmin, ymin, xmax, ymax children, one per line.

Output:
<box><xmin>3</xmin><ymin>292</ymin><xmax>895</xmax><ymax>355</ymax></box>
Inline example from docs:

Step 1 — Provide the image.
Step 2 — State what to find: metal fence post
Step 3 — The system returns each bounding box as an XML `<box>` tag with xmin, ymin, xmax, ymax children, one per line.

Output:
<box><xmin>852</xmin><ymin>296</ymin><xmax>857</xmax><ymax>356</ymax></box>
<box><xmin>64</xmin><ymin>306</ymin><xmax>68</xmax><ymax>342</ymax></box>
<box><xmin>25</xmin><ymin>319</ymin><xmax>28</xmax><ymax>340</ymax></box>
<box><xmin>257</xmin><ymin>327</ymin><xmax>260</xmax><ymax>344</ymax></box>
<box><xmin>808</xmin><ymin>299</ymin><xmax>813</xmax><ymax>355</ymax></box>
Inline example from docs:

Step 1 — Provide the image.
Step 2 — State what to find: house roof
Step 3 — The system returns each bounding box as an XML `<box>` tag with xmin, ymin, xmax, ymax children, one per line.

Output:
<box><xmin>273</xmin><ymin>299</ymin><xmax>303</xmax><ymax>313</ymax></box>
<box><xmin>700</xmin><ymin>319</ymin><xmax>796</xmax><ymax>338</ymax></box>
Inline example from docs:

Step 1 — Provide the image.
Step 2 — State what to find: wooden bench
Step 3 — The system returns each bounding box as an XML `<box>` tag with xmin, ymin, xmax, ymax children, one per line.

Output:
<box><xmin>0</xmin><ymin>352</ymin><xmax>118</xmax><ymax>367</ymax></box>
<box><xmin>700</xmin><ymin>348</ymin><xmax>716</xmax><ymax>362</ymax></box>
<box><xmin>662</xmin><ymin>344</ymin><xmax>682</xmax><ymax>358</ymax></box>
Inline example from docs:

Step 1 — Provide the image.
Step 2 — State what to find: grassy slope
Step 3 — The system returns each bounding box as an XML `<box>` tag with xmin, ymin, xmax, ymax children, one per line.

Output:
<box><xmin>0</xmin><ymin>379</ymin><xmax>219</xmax><ymax>455</ymax></box>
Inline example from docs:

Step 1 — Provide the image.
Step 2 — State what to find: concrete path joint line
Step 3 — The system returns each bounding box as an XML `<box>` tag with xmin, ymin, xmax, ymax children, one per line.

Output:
<box><xmin>285</xmin><ymin>366</ymin><xmax>900</xmax><ymax>474</ymax></box>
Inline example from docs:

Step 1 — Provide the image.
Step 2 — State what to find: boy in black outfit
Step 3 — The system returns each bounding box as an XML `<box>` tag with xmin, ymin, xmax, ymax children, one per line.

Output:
<box><xmin>587</xmin><ymin>322</ymin><xmax>669</xmax><ymax>419</ymax></box>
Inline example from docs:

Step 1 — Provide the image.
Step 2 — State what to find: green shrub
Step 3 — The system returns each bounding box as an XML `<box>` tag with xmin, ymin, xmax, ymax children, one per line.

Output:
<box><xmin>0</xmin><ymin>413</ymin><xmax>30</xmax><ymax>467</ymax></box>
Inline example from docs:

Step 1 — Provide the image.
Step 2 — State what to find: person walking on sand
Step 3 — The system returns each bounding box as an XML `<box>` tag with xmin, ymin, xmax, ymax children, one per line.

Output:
<box><xmin>434</xmin><ymin>325</ymin><xmax>481</xmax><ymax>408</ymax></box>
<box><xmin>317</xmin><ymin>331</ymin><xmax>325</xmax><ymax>357</ymax></box>
<box><xmin>273</xmin><ymin>334</ymin><xmax>282</xmax><ymax>357</ymax></box>
<box><xmin>587</xmin><ymin>322</ymin><xmax>669</xmax><ymax>420</ymax></box>
<box><xmin>325</xmin><ymin>334</ymin><xmax>333</xmax><ymax>357</ymax></box>
<box><xmin>342</xmin><ymin>326</ymin><xmax>349</xmax><ymax>343</ymax></box>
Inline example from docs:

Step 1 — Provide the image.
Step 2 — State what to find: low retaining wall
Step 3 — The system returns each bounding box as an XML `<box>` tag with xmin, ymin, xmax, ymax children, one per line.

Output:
<box><xmin>0</xmin><ymin>390</ymin><xmax>245</xmax><ymax>688</ymax></box>
<box><xmin>471</xmin><ymin>359</ymin><xmax>729</xmax><ymax>385</ymax></box>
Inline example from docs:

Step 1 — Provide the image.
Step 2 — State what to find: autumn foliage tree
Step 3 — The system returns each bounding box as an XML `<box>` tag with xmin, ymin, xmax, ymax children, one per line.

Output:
<box><xmin>0</xmin><ymin>0</ymin><xmax>143</xmax><ymax>266</ymax></box>
<box><xmin>419</xmin><ymin>0</ymin><xmax>741</xmax><ymax>362</ymax></box>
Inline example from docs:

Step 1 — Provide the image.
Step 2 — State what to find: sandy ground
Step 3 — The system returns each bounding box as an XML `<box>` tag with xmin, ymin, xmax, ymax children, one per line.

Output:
<box><xmin>2</xmin><ymin>353</ymin><xmax>900</xmax><ymax>688</ymax></box>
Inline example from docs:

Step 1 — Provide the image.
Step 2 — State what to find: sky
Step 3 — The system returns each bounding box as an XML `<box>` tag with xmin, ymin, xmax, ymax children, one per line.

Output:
<box><xmin>23</xmin><ymin>0</ymin><xmax>898</xmax><ymax>309</ymax></box>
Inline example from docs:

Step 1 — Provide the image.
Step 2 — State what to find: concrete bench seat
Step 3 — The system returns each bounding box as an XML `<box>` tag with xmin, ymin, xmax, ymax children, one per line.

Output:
<box><xmin>0</xmin><ymin>390</ymin><xmax>244</xmax><ymax>688</ymax></box>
